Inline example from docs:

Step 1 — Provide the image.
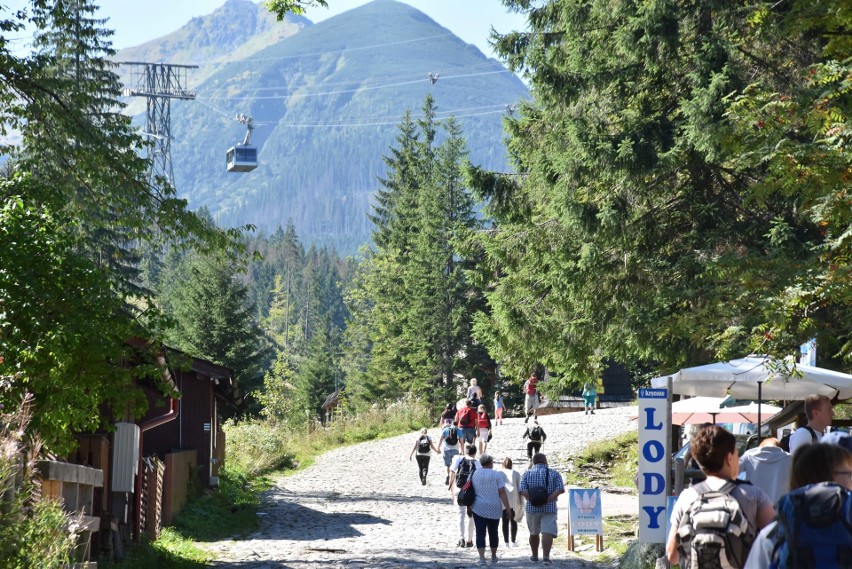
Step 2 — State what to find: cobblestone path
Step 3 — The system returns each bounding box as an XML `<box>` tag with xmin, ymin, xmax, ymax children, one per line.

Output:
<box><xmin>206</xmin><ymin>406</ymin><xmax>637</xmax><ymax>568</ymax></box>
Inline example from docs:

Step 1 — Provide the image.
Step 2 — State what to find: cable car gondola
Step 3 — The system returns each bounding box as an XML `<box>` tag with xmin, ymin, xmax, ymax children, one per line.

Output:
<box><xmin>226</xmin><ymin>114</ymin><xmax>257</xmax><ymax>172</ymax></box>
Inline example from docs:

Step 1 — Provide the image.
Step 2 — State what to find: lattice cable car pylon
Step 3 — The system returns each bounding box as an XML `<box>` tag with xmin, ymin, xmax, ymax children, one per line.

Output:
<box><xmin>119</xmin><ymin>62</ymin><xmax>198</xmax><ymax>189</ymax></box>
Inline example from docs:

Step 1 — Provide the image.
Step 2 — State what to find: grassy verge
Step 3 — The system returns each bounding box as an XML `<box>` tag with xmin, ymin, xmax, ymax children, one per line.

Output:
<box><xmin>102</xmin><ymin>398</ymin><xmax>431</xmax><ymax>567</ymax></box>
<box><xmin>564</xmin><ymin>429</ymin><xmax>638</xmax><ymax>489</ymax></box>
<box><xmin>225</xmin><ymin>396</ymin><xmax>433</xmax><ymax>477</ymax></box>
<box><xmin>561</xmin><ymin>430</ymin><xmax>639</xmax><ymax>564</ymax></box>
<box><xmin>97</xmin><ymin>465</ymin><xmax>269</xmax><ymax>568</ymax></box>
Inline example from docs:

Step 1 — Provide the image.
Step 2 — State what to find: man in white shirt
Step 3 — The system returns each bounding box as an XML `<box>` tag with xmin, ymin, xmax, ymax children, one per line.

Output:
<box><xmin>788</xmin><ymin>394</ymin><xmax>833</xmax><ymax>456</ymax></box>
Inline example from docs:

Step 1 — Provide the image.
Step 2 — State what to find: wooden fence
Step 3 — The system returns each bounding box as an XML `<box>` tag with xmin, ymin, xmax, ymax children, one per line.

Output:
<box><xmin>163</xmin><ymin>449</ymin><xmax>196</xmax><ymax>525</ymax></box>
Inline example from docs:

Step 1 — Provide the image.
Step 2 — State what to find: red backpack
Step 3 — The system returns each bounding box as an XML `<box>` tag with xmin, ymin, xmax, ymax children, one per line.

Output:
<box><xmin>457</xmin><ymin>406</ymin><xmax>475</xmax><ymax>428</ymax></box>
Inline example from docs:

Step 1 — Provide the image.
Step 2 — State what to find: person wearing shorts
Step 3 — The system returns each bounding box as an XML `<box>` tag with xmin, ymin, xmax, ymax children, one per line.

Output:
<box><xmin>455</xmin><ymin>399</ymin><xmax>477</xmax><ymax>445</ymax></box>
<box><xmin>438</xmin><ymin>421</ymin><xmax>462</xmax><ymax>486</ymax></box>
<box><xmin>494</xmin><ymin>392</ymin><xmax>504</xmax><ymax>425</ymax></box>
<box><xmin>519</xmin><ymin>453</ymin><xmax>564</xmax><ymax>564</ymax></box>
<box><xmin>523</xmin><ymin>374</ymin><xmax>539</xmax><ymax>422</ymax></box>
<box><xmin>475</xmin><ymin>404</ymin><xmax>492</xmax><ymax>455</ymax></box>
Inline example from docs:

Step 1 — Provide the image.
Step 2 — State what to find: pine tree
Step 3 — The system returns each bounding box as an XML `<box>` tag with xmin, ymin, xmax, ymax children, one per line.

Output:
<box><xmin>162</xmin><ymin>250</ymin><xmax>271</xmax><ymax>414</ymax></box>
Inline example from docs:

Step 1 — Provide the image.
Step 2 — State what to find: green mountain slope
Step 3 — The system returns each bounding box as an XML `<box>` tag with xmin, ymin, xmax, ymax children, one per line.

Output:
<box><xmin>126</xmin><ymin>0</ymin><xmax>529</xmax><ymax>253</ymax></box>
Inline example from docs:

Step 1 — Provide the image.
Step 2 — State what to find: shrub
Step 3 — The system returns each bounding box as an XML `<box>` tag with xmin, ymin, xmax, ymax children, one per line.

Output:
<box><xmin>225</xmin><ymin>393</ymin><xmax>432</xmax><ymax>477</ymax></box>
<box><xmin>0</xmin><ymin>394</ymin><xmax>79</xmax><ymax>568</ymax></box>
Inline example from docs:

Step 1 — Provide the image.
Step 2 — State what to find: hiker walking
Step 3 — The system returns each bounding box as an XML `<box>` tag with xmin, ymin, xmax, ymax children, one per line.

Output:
<box><xmin>519</xmin><ymin>453</ymin><xmax>565</xmax><ymax>564</ymax></box>
<box><xmin>438</xmin><ymin>420</ymin><xmax>462</xmax><ymax>486</ymax></box>
<box><xmin>501</xmin><ymin>456</ymin><xmax>523</xmax><ymax>549</ymax></box>
<box><xmin>449</xmin><ymin>444</ymin><xmax>481</xmax><ymax>548</ymax></box>
<box><xmin>582</xmin><ymin>382</ymin><xmax>597</xmax><ymax>415</ymax></box>
<box><xmin>455</xmin><ymin>399</ymin><xmax>477</xmax><ymax>446</ymax></box>
<box><xmin>470</xmin><ymin>453</ymin><xmax>511</xmax><ymax>565</ymax></box>
<box><xmin>523</xmin><ymin>373</ymin><xmax>539</xmax><ymax>422</ymax></box>
<box><xmin>523</xmin><ymin>419</ymin><xmax>547</xmax><ymax>463</ymax></box>
<box><xmin>467</xmin><ymin>378</ymin><xmax>483</xmax><ymax>409</ymax></box>
<box><xmin>493</xmin><ymin>391</ymin><xmax>505</xmax><ymax>425</ymax></box>
<box><xmin>476</xmin><ymin>404</ymin><xmax>492</xmax><ymax>455</ymax></box>
<box><xmin>788</xmin><ymin>394</ymin><xmax>833</xmax><ymax>455</ymax></box>
<box><xmin>439</xmin><ymin>403</ymin><xmax>455</xmax><ymax>427</ymax></box>
<box><xmin>738</xmin><ymin>437</ymin><xmax>791</xmax><ymax>504</ymax></box>
<box><xmin>745</xmin><ymin>442</ymin><xmax>852</xmax><ymax>568</ymax></box>
<box><xmin>409</xmin><ymin>427</ymin><xmax>439</xmax><ymax>486</ymax></box>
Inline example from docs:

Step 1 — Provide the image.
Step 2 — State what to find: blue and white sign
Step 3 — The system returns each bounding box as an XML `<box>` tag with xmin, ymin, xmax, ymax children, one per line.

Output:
<box><xmin>567</xmin><ymin>488</ymin><xmax>603</xmax><ymax>535</ymax></box>
<box><xmin>638</xmin><ymin>386</ymin><xmax>671</xmax><ymax>543</ymax></box>
<box><xmin>800</xmin><ymin>338</ymin><xmax>817</xmax><ymax>367</ymax></box>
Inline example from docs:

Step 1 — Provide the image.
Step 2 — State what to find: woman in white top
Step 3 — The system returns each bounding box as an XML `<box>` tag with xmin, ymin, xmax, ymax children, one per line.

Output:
<box><xmin>501</xmin><ymin>457</ymin><xmax>524</xmax><ymax>548</ymax></box>
<box><xmin>470</xmin><ymin>453</ymin><xmax>511</xmax><ymax>565</ymax></box>
<box><xmin>467</xmin><ymin>378</ymin><xmax>483</xmax><ymax>408</ymax></box>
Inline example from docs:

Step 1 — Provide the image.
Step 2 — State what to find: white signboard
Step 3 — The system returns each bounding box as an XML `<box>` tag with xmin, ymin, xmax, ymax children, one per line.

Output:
<box><xmin>638</xmin><ymin>385</ymin><xmax>670</xmax><ymax>543</ymax></box>
<box><xmin>567</xmin><ymin>488</ymin><xmax>603</xmax><ymax>535</ymax></box>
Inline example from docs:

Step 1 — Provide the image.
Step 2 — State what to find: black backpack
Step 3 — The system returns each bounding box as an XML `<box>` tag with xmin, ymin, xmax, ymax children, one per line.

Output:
<box><xmin>444</xmin><ymin>426</ymin><xmax>459</xmax><ymax>446</ymax></box>
<box><xmin>456</xmin><ymin>457</ymin><xmax>476</xmax><ymax>487</ymax></box>
<box><xmin>530</xmin><ymin>426</ymin><xmax>543</xmax><ymax>441</ymax></box>
<box><xmin>418</xmin><ymin>436</ymin><xmax>430</xmax><ymax>454</ymax></box>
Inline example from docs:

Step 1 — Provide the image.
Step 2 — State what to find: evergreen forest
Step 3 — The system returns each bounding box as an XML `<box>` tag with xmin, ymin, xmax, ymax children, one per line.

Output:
<box><xmin>0</xmin><ymin>0</ymin><xmax>850</xmax><ymax>458</ymax></box>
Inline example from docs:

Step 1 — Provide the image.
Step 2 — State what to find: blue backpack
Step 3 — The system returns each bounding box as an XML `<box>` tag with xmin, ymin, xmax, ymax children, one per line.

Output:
<box><xmin>769</xmin><ymin>482</ymin><xmax>852</xmax><ymax>569</ymax></box>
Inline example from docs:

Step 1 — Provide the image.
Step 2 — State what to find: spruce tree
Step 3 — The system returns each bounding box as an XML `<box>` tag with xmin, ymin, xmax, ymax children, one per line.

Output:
<box><xmin>471</xmin><ymin>0</ymin><xmax>851</xmax><ymax>381</ymax></box>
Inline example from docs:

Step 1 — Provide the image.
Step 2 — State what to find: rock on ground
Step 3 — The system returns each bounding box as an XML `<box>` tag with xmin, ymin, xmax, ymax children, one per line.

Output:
<box><xmin>206</xmin><ymin>406</ymin><xmax>638</xmax><ymax>568</ymax></box>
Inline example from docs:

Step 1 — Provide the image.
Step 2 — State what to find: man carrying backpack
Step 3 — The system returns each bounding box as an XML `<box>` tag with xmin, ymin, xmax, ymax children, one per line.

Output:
<box><xmin>788</xmin><ymin>394</ymin><xmax>834</xmax><ymax>456</ymax></box>
<box><xmin>449</xmin><ymin>444</ymin><xmax>481</xmax><ymax>548</ymax></box>
<box><xmin>519</xmin><ymin>453</ymin><xmax>565</xmax><ymax>564</ymax></box>
<box><xmin>523</xmin><ymin>420</ymin><xmax>547</xmax><ymax>463</ymax></box>
<box><xmin>666</xmin><ymin>424</ymin><xmax>775</xmax><ymax>569</ymax></box>
<box><xmin>438</xmin><ymin>420</ymin><xmax>462</xmax><ymax>486</ymax></box>
<box><xmin>455</xmin><ymin>399</ymin><xmax>477</xmax><ymax>445</ymax></box>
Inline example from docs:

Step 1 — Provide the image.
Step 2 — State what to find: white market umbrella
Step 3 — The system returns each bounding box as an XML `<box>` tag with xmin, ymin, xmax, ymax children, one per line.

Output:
<box><xmin>650</xmin><ymin>356</ymin><xmax>852</xmax><ymax>440</ymax></box>
<box><xmin>650</xmin><ymin>356</ymin><xmax>852</xmax><ymax>401</ymax></box>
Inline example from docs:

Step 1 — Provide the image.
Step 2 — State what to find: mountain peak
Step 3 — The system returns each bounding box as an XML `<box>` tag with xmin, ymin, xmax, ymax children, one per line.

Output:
<box><xmin>124</xmin><ymin>1</ymin><xmax>529</xmax><ymax>253</ymax></box>
<box><xmin>115</xmin><ymin>0</ymin><xmax>310</xmax><ymax>68</ymax></box>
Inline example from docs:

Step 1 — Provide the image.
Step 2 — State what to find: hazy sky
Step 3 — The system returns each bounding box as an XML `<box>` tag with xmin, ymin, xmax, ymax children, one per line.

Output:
<box><xmin>94</xmin><ymin>0</ymin><xmax>528</xmax><ymax>59</ymax></box>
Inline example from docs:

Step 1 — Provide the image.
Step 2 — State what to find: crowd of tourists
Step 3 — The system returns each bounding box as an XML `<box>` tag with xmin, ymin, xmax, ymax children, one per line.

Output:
<box><xmin>667</xmin><ymin>394</ymin><xmax>852</xmax><ymax>569</ymax></box>
<box><xmin>409</xmin><ymin>374</ymin><xmax>569</xmax><ymax>564</ymax></box>
<box><xmin>415</xmin><ymin>383</ymin><xmax>852</xmax><ymax>568</ymax></box>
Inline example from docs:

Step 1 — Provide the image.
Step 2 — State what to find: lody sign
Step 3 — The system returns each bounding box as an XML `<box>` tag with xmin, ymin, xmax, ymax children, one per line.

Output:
<box><xmin>637</xmin><ymin>385</ymin><xmax>671</xmax><ymax>543</ymax></box>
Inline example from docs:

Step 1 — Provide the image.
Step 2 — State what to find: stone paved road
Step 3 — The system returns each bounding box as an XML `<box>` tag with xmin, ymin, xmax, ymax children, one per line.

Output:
<box><xmin>206</xmin><ymin>406</ymin><xmax>638</xmax><ymax>568</ymax></box>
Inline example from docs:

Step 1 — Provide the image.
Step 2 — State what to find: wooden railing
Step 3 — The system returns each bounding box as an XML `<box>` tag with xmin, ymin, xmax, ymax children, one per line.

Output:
<box><xmin>37</xmin><ymin>460</ymin><xmax>103</xmax><ymax>568</ymax></box>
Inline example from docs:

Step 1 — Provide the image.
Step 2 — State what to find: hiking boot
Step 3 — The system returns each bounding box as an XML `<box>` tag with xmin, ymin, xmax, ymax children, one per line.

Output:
<box><xmin>457</xmin><ymin>538</ymin><xmax>466</xmax><ymax>548</ymax></box>
<box><xmin>466</xmin><ymin>540</ymin><xmax>473</xmax><ymax>548</ymax></box>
